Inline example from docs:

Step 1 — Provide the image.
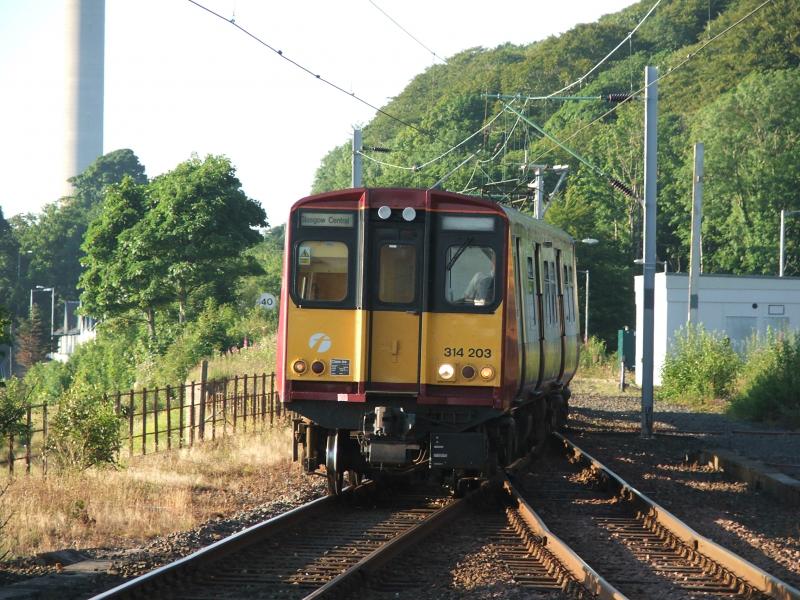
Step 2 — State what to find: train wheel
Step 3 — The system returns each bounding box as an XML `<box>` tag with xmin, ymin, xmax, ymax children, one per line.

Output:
<box><xmin>325</xmin><ymin>430</ymin><xmax>347</xmax><ymax>495</ymax></box>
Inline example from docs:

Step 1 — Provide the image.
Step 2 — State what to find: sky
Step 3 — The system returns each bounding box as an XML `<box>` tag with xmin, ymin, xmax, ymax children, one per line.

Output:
<box><xmin>0</xmin><ymin>0</ymin><xmax>638</xmax><ymax>227</ymax></box>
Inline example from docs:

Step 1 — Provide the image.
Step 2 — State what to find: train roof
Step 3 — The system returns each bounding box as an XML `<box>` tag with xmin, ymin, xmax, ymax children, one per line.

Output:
<box><xmin>292</xmin><ymin>188</ymin><xmax>575</xmax><ymax>245</ymax></box>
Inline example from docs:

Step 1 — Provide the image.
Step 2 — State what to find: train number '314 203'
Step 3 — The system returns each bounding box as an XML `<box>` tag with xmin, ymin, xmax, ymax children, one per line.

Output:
<box><xmin>443</xmin><ymin>347</ymin><xmax>492</xmax><ymax>358</ymax></box>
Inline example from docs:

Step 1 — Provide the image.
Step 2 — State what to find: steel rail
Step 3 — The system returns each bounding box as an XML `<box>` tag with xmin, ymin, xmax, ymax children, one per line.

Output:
<box><xmin>303</xmin><ymin>490</ymin><xmax>469</xmax><ymax>599</ymax></box>
<box><xmin>89</xmin><ymin>487</ymin><xmax>357</xmax><ymax>600</ymax></box>
<box><xmin>554</xmin><ymin>432</ymin><xmax>800</xmax><ymax>600</ymax></box>
<box><xmin>502</xmin><ymin>474</ymin><xmax>628</xmax><ymax>600</ymax></box>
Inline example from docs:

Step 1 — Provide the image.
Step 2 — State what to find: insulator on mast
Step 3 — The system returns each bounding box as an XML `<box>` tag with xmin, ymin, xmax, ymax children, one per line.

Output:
<box><xmin>610</xmin><ymin>178</ymin><xmax>637</xmax><ymax>198</ymax></box>
<box><xmin>606</xmin><ymin>92</ymin><xmax>632</xmax><ymax>103</ymax></box>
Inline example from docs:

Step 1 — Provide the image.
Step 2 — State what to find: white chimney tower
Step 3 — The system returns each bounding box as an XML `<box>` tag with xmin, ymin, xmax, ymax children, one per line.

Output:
<box><xmin>63</xmin><ymin>0</ymin><xmax>105</xmax><ymax>196</ymax></box>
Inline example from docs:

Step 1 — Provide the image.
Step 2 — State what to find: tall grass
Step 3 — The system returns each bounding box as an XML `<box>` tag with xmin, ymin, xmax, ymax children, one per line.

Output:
<box><xmin>0</xmin><ymin>426</ymin><xmax>296</xmax><ymax>557</ymax></box>
<box><xmin>187</xmin><ymin>334</ymin><xmax>276</xmax><ymax>382</ymax></box>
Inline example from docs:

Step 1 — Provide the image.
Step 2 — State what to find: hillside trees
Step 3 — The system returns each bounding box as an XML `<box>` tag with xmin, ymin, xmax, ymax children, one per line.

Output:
<box><xmin>79</xmin><ymin>155</ymin><xmax>267</xmax><ymax>343</ymax></box>
<box><xmin>311</xmin><ymin>0</ymin><xmax>799</xmax><ymax>346</ymax></box>
<box><xmin>7</xmin><ymin>150</ymin><xmax>147</xmax><ymax>319</ymax></box>
<box><xmin>692</xmin><ymin>69</ymin><xmax>800</xmax><ymax>275</ymax></box>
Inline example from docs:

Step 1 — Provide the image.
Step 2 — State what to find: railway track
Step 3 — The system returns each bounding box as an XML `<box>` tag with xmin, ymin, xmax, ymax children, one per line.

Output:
<box><xmin>92</xmin><ymin>433</ymin><xmax>800</xmax><ymax>600</ymax></box>
<box><xmin>513</xmin><ymin>433</ymin><xmax>800</xmax><ymax>600</ymax></box>
<box><xmin>91</xmin><ymin>474</ymin><xmax>615</xmax><ymax>599</ymax></box>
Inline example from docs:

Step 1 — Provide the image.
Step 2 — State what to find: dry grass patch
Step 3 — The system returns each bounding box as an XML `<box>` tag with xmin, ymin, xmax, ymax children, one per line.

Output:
<box><xmin>0</xmin><ymin>426</ymin><xmax>300</xmax><ymax>558</ymax></box>
<box><xmin>572</xmin><ymin>371</ymin><xmax>639</xmax><ymax>397</ymax></box>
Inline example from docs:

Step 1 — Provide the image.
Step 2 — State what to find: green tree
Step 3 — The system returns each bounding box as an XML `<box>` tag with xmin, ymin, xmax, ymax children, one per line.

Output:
<box><xmin>145</xmin><ymin>155</ymin><xmax>267</xmax><ymax>322</ymax></box>
<box><xmin>80</xmin><ymin>155</ymin><xmax>267</xmax><ymax>342</ymax></box>
<box><xmin>79</xmin><ymin>177</ymin><xmax>168</xmax><ymax>340</ymax></box>
<box><xmin>693</xmin><ymin>69</ymin><xmax>800</xmax><ymax>275</ymax></box>
<box><xmin>8</xmin><ymin>150</ymin><xmax>148</xmax><ymax>319</ymax></box>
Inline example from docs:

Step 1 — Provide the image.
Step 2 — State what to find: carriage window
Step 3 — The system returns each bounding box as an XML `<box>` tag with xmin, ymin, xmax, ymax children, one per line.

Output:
<box><xmin>379</xmin><ymin>244</ymin><xmax>416</xmax><ymax>303</ymax></box>
<box><xmin>296</xmin><ymin>241</ymin><xmax>348</xmax><ymax>301</ymax></box>
<box><xmin>445</xmin><ymin>245</ymin><xmax>496</xmax><ymax>306</ymax></box>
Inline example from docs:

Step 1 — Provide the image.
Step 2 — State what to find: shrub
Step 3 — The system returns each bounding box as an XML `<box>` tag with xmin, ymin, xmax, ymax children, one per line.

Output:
<box><xmin>729</xmin><ymin>332</ymin><xmax>800</xmax><ymax>427</ymax></box>
<box><xmin>140</xmin><ymin>300</ymin><xmax>240</xmax><ymax>387</ymax></box>
<box><xmin>46</xmin><ymin>381</ymin><xmax>122</xmax><ymax>470</ymax></box>
<box><xmin>659</xmin><ymin>324</ymin><xmax>742</xmax><ymax>405</ymax></box>
<box><xmin>579</xmin><ymin>336</ymin><xmax>612</xmax><ymax>370</ymax></box>
<box><xmin>0</xmin><ymin>378</ymin><xmax>30</xmax><ymax>439</ymax></box>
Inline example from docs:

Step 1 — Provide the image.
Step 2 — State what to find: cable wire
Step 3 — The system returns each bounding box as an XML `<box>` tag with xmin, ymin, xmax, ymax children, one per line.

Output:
<box><xmin>544</xmin><ymin>0</ymin><xmax>662</xmax><ymax>98</ymax></box>
<box><xmin>357</xmin><ymin>106</ymin><xmax>507</xmax><ymax>171</ymax></box>
<box><xmin>528</xmin><ymin>0</ymin><xmax>775</xmax><ymax>165</ymax></box>
<box><xmin>187</xmin><ymin>0</ymin><xmax>436</xmax><ymax>140</ymax></box>
<box><xmin>367</xmin><ymin>0</ymin><xmax>448</xmax><ymax>64</ymax></box>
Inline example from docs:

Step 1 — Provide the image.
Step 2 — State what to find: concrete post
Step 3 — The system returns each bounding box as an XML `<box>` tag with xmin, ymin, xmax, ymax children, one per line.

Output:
<box><xmin>688</xmin><ymin>143</ymin><xmax>703</xmax><ymax>323</ymax></box>
<box><xmin>641</xmin><ymin>66</ymin><xmax>658</xmax><ymax>438</ymax></box>
<box><xmin>352</xmin><ymin>128</ymin><xmax>362</xmax><ymax>188</ymax></box>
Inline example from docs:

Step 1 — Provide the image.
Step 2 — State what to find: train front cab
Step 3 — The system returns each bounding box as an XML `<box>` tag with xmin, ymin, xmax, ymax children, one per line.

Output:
<box><xmin>277</xmin><ymin>189</ymin><xmax>511</xmax><ymax>490</ymax></box>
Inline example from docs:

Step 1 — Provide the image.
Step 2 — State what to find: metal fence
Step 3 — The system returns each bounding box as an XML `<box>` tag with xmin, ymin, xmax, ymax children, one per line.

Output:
<box><xmin>2</xmin><ymin>371</ymin><xmax>286</xmax><ymax>475</ymax></box>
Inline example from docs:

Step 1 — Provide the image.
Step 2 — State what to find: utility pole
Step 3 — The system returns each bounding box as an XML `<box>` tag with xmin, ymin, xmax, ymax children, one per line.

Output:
<box><xmin>581</xmin><ymin>269</ymin><xmax>590</xmax><ymax>344</ymax></box>
<box><xmin>641</xmin><ymin>66</ymin><xmax>658</xmax><ymax>439</ymax></box>
<box><xmin>533</xmin><ymin>166</ymin><xmax>544</xmax><ymax>219</ymax></box>
<box><xmin>688</xmin><ymin>142</ymin><xmax>703</xmax><ymax>324</ymax></box>
<box><xmin>352</xmin><ymin>128</ymin><xmax>363</xmax><ymax>188</ymax></box>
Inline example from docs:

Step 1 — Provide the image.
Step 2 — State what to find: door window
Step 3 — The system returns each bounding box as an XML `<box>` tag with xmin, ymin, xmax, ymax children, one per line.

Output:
<box><xmin>378</xmin><ymin>244</ymin><xmax>416</xmax><ymax>303</ymax></box>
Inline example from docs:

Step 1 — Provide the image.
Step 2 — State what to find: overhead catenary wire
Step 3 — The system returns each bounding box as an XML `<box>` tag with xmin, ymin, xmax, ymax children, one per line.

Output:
<box><xmin>357</xmin><ymin>106</ymin><xmax>508</xmax><ymax>171</ymax></box>
<box><xmin>367</xmin><ymin>0</ymin><xmax>448</xmax><ymax>64</ymax></box>
<box><xmin>527</xmin><ymin>0</ymin><xmax>776</xmax><ymax>167</ymax></box>
<box><xmin>544</xmin><ymin>0</ymin><xmax>662</xmax><ymax>98</ymax></box>
<box><xmin>187</xmin><ymin>0</ymin><xmax>439</xmax><ymax>141</ymax></box>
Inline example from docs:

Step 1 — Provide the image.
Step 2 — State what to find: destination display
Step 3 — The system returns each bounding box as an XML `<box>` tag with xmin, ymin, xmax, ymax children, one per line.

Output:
<box><xmin>300</xmin><ymin>212</ymin><xmax>355</xmax><ymax>228</ymax></box>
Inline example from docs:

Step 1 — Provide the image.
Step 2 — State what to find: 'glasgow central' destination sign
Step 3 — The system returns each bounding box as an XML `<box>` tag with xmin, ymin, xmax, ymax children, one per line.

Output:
<box><xmin>300</xmin><ymin>212</ymin><xmax>354</xmax><ymax>228</ymax></box>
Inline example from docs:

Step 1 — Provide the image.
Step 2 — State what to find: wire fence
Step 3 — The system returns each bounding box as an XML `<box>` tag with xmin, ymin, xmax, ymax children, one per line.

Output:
<box><xmin>1</xmin><ymin>370</ymin><xmax>287</xmax><ymax>475</ymax></box>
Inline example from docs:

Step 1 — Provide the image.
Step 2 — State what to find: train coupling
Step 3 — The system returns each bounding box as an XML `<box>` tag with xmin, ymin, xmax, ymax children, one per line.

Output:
<box><xmin>361</xmin><ymin>406</ymin><xmax>419</xmax><ymax>465</ymax></box>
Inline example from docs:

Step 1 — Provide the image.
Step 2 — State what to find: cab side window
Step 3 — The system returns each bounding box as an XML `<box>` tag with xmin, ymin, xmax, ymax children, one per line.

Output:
<box><xmin>296</xmin><ymin>241</ymin><xmax>349</xmax><ymax>301</ymax></box>
<box><xmin>445</xmin><ymin>246</ymin><xmax>496</xmax><ymax>306</ymax></box>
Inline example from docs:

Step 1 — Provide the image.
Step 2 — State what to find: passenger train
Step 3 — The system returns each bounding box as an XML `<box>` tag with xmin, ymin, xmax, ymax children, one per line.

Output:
<box><xmin>276</xmin><ymin>188</ymin><xmax>580</xmax><ymax>494</ymax></box>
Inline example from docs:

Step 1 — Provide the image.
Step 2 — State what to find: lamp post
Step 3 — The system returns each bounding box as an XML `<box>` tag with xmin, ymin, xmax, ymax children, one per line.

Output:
<box><xmin>30</xmin><ymin>286</ymin><xmax>55</xmax><ymax>342</ymax></box>
<box><xmin>17</xmin><ymin>250</ymin><xmax>32</xmax><ymax>281</ymax></box>
<box><xmin>780</xmin><ymin>209</ymin><xmax>800</xmax><ymax>277</ymax></box>
<box><xmin>579</xmin><ymin>238</ymin><xmax>599</xmax><ymax>345</ymax></box>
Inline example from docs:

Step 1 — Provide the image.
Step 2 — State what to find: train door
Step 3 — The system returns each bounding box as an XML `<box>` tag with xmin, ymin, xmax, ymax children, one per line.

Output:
<box><xmin>555</xmin><ymin>248</ymin><xmax>566</xmax><ymax>380</ymax></box>
<box><xmin>367</xmin><ymin>219</ymin><xmax>425</xmax><ymax>391</ymax></box>
<box><xmin>534</xmin><ymin>243</ymin><xmax>546</xmax><ymax>387</ymax></box>
<box><xmin>513</xmin><ymin>237</ymin><xmax>526</xmax><ymax>387</ymax></box>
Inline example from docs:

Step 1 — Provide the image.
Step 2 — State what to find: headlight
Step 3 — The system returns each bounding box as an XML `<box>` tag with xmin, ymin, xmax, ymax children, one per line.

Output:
<box><xmin>437</xmin><ymin>363</ymin><xmax>455</xmax><ymax>380</ymax></box>
<box><xmin>292</xmin><ymin>360</ymin><xmax>307</xmax><ymax>374</ymax></box>
<box><xmin>480</xmin><ymin>366</ymin><xmax>495</xmax><ymax>380</ymax></box>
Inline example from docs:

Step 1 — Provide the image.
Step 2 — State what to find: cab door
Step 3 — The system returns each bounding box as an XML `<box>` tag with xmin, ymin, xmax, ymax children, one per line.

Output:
<box><xmin>367</xmin><ymin>220</ymin><xmax>425</xmax><ymax>391</ymax></box>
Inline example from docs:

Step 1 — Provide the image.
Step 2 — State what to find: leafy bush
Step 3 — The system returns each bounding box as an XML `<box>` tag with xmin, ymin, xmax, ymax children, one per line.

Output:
<box><xmin>579</xmin><ymin>336</ymin><xmax>612</xmax><ymax>370</ymax></box>
<box><xmin>46</xmin><ymin>381</ymin><xmax>121</xmax><ymax>470</ymax></box>
<box><xmin>67</xmin><ymin>322</ymin><xmax>139</xmax><ymax>392</ymax></box>
<box><xmin>23</xmin><ymin>361</ymin><xmax>71</xmax><ymax>406</ymax></box>
<box><xmin>729</xmin><ymin>332</ymin><xmax>800</xmax><ymax>427</ymax></box>
<box><xmin>659</xmin><ymin>324</ymin><xmax>742</xmax><ymax>405</ymax></box>
<box><xmin>0</xmin><ymin>378</ymin><xmax>30</xmax><ymax>439</ymax></box>
<box><xmin>139</xmin><ymin>300</ymin><xmax>240</xmax><ymax>387</ymax></box>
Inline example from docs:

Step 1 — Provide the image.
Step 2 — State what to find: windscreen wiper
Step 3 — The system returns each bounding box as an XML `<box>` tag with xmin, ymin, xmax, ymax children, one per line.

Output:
<box><xmin>445</xmin><ymin>236</ymin><xmax>473</xmax><ymax>271</ymax></box>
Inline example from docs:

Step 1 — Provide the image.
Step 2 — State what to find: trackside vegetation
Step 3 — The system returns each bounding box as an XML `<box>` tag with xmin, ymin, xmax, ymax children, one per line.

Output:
<box><xmin>659</xmin><ymin>326</ymin><xmax>800</xmax><ymax>427</ymax></box>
